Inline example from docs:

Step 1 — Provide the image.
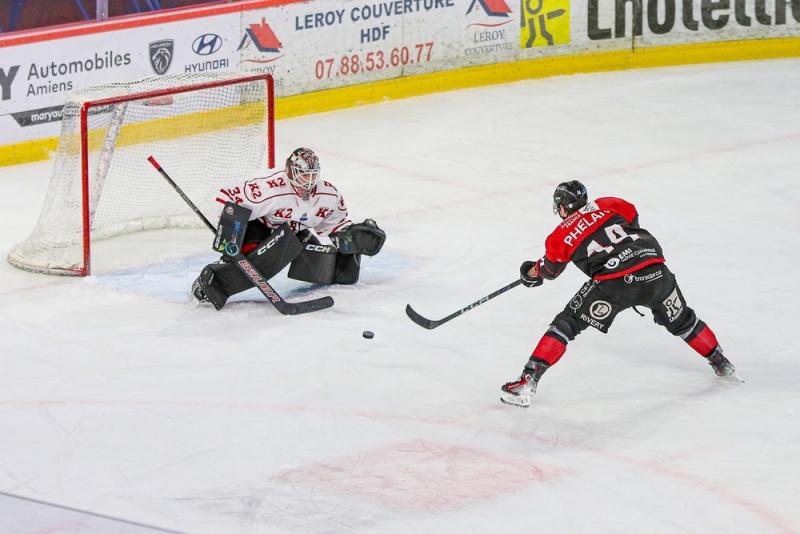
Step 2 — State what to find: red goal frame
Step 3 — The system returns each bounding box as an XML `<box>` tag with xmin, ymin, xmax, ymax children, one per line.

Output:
<box><xmin>76</xmin><ymin>73</ymin><xmax>274</xmax><ymax>276</ymax></box>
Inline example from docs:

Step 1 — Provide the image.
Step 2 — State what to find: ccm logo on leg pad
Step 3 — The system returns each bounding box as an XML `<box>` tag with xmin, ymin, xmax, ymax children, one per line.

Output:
<box><xmin>257</xmin><ymin>229</ymin><xmax>285</xmax><ymax>255</ymax></box>
<box><xmin>305</xmin><ymin>244</ymin><xmax>337</xmax><ymax>254</ymax></box>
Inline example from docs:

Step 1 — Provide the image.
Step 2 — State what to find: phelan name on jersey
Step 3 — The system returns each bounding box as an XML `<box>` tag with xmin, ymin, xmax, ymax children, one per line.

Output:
<box><xmin>561</xmin><ymin>203</ymin><xmax>612</xmax><ymax>247</ymax></box>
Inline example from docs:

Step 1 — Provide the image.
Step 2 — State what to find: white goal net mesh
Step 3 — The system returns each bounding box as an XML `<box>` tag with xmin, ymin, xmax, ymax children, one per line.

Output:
<box><xmin>8</xmin><ymin>71</ymin><xmax>273</xmax><ymax>276</ymax></box>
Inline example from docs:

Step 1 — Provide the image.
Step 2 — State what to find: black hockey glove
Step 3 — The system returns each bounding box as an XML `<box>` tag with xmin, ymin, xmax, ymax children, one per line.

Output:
<box><xmin>520</xmin><ymin>260</ymin><xmax>544</xmax><ymax>288</ymax></box>
<box><xmin>330</xmin><ymin>219</ymin><xmax>386</xmax><ymax>256</ymax></box>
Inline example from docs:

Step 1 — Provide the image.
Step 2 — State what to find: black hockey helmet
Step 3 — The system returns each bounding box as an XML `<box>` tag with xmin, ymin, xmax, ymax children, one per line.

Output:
<box><xmin>553</xmin><ymin>180</ymin><xmax>588</xmax><ymax>218</ymax></box>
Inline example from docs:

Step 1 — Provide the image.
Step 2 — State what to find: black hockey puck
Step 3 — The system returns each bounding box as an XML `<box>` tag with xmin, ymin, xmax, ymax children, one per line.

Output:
<box><xmin>362</xmin><ymin>331</ymin><xmax>374</xmax><ymax>339</ymax></box>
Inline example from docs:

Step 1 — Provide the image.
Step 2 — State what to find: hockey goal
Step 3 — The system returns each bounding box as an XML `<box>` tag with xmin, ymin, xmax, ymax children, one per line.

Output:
<box><xmin>8</xmin><ymin>71</ymin><xmax>275</xmax><ymax>276</ymax></box>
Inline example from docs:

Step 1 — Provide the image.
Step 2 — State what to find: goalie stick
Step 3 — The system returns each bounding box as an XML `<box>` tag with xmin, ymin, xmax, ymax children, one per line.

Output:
<box><xmin>406</xmin><ymin>279</ymin><xmax>522</xmax><ymax>329</ymax></box>
<box><xmin>147</xmin><ymin>156</ymin><xmax>333</xmax><ymax>315</ymax></box>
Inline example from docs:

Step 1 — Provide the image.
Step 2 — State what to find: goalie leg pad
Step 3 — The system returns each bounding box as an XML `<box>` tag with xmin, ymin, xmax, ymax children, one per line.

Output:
<box><xmin>333</xmin><ymin>253</ymin><xmax>361</xmax><ymax>285</ymax></box>
<box><xmin>288</xmin><ymin>244</ymin><xmax>338</xmax><ymax>284</ymax></box>
<box><xmin>287</xmin><ymin>245</ymin><xmax>361</xmax><ymax>285</ymax></box>
<box><xmin>197</xmin><ymin>223</ymin><xmax>303</xmax><ymax>306</ymax></box>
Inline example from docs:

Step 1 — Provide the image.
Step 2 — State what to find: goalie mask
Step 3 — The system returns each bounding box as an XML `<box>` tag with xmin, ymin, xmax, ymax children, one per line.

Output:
<box><xmin>286</xmin><ymin>148</ymin><xmax>320</xmax><ymax>201</ymax></box>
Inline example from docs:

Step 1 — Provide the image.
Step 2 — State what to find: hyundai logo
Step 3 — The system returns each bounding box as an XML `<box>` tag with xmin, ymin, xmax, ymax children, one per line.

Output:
<box><xmin>192</xmin><ymin>34</ymin><xmax>223</xmax><ymax>56</ymax></box>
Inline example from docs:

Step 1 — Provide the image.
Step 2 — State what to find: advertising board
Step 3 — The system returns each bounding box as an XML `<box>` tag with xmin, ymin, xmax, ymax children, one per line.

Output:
<box><xmin>1</xmin><ymin>0</ymin><xmax>799</xmax><ymax>161</ymax></box>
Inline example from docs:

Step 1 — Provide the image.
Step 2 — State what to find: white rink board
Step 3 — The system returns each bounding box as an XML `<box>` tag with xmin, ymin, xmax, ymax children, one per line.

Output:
<box><xmin>2</xmin><ymin>0</ymin><xmax>800</xmax><ymax>147</ymax></box>
<box><xmin>0</xmin><ymin>13</ymin><xmax>242</xmax><ymax>145</ymax></box>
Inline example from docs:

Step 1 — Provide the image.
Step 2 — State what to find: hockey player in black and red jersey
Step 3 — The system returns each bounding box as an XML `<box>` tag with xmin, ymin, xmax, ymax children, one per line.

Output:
<box><xmin>190</xmin><ymin>147</ymin><xmax>386</xmax><ymax>310</ymax></box>
<box><xmin>500</xmin><ymin>180</ymin><xmax>740</xmax><ymax>408</ymax></box>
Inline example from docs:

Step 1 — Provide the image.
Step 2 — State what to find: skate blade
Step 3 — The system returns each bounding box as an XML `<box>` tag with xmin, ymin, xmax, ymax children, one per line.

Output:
<box><xmin>500</xmin><ymin>393</ymin><xmax>530</xmax><ymax>408</ymax></box>
<box><xmin>725</xmin><ymin>371</ymin><xmax>745</xmax><ymax>383</ymax></box>
<box><xmin>188</xmin><ymin>291</ymin><xmax>202</xmax><ymax>307</ymax></box>
<box><xmin>187</xmin><ymin>291</ymin><xmax>212</xmax><ymax>308</ymax></box>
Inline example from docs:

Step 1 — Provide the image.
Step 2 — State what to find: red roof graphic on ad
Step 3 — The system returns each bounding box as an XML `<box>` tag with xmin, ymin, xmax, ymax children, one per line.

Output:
<box><xmin>238</xmin><ymin>18</ymin><xmax>282</xmax><ymax>53</ymax></box>
<box><xmin>466</xmin><ymin>0</ymin><xmax>511</xmax><ymax>17</ymax></box>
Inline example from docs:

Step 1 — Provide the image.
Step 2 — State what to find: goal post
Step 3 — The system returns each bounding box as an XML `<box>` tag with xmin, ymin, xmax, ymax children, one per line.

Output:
<box><xmin>8</xmin><ymin>71</ymin><xmax>275</xmax><ymax>276</ymax></box>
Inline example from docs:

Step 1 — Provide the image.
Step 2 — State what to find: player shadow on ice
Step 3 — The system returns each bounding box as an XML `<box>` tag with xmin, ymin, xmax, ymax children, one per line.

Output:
<box><xmin>90</xmin><ymin>251</ymin><xmax>413</xmax><ymax>305</ymax></box>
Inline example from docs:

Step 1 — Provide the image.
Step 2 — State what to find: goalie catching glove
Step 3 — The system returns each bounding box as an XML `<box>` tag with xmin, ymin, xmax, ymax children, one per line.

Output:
<box><xmin>330</xmin><ymin>219</ymin><xmax>386</xmax><ymax>256</ymax></box>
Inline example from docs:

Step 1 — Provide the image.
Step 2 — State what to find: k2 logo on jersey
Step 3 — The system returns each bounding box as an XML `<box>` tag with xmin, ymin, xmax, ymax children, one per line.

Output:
<box><xmin>0</xmin><ymin>65</ymin><xmax>19</xmax><ymax>100</ymax></box>
<box><xmin>521</xmin><ymin>0</ymin><xmax>570</xmax><ymax>48</ymax></box>
<box><xmin>662</xmin><ymin>289</ymin><xmax>684</xmax><ymax>322</ymax></box>
<box><xmin>192</xmin><ymin>34</ymin><xmax>222</xmax><ymax>56</ymax></box>
<box><xmin>149</xmin><ymin>40</ymin><xmax>174</xmax><ymax>75</ymax></box>
<box><xmin>247</xmin><ymin>182</ymin><xmax>262</xmax><ymax>200</ymax></box>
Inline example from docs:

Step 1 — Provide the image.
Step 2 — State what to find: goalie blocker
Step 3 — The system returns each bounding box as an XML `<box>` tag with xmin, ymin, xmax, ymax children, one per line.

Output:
<box><xmin>192</xmin><ymin>206</ymin><xmax>386</xmax><ymax>310</ymax></box>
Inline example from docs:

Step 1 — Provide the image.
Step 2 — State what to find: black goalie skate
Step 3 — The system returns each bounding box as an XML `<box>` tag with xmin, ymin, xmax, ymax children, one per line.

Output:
<box><xmin>188</xmin><ymin>264</ymin><xmax>228</xmax><ymax>310</ymax></box>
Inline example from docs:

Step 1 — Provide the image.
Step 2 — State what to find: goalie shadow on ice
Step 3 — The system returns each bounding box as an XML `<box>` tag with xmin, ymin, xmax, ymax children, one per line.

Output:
<box><xmin>89</xmin><ymin>249</ymin><xmax>409</xmax><ymax>305</ymax></box>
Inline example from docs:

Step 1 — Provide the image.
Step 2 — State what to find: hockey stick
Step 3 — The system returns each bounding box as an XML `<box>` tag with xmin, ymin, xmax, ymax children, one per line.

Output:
<box><xmin>147</xmin><ymin>156</ymin><xmax>334</xmax><ymax>315</ymax></box>
<box><xmin>405</xmin><ymin>279</ymin><xmax>523</xmax><ymax>329</ymax></box>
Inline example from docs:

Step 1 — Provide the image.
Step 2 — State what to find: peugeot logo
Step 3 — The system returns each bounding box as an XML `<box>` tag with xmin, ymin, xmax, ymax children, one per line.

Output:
<box><xmin>192</xmin><ymin>34</ymin><xmax>222</xmax><ymax>56</ymax></box>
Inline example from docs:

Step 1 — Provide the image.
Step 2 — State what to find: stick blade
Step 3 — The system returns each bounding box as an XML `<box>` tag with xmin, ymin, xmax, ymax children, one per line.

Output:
<box><xmin>281</xmin><ymin>296</ymin><xmax>335</xmax><ymax>315</ymax></box>
<box><xmin>405</xmin><ymin>304</ymin><xmax>436</xmax><ymax>329</ymax></box>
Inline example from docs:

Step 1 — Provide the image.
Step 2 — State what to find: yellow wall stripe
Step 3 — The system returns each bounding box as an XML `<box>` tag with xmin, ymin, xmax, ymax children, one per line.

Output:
<box><xmin>0</xmin><ymin>137</ymin><xmax>59</xmax><ymax>167</ymax></box>
<box><xmin>3</xmin><ymin>35</ymin><xmax>800</xmax><ymax>167</ymax></box>
<box><xmin>276</xmin><ymin>36</ymin><xmax>800</xmax><ymax>118</ymax></box>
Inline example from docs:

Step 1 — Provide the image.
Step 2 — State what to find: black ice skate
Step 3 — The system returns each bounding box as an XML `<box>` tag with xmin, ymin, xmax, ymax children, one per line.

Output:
<box><xmin>189</xmin><ymin>276</ymin><xmax>210</xmax><ymax>307</ymax></box>
<box><xmin>500</xmin><ymin>359</ymin><xmax>550</xmax><ymax>408</ymax></box>
<box><xmin>705</xmin><ymin>346</ymin><xmax>744</xmax><ymax>382</ymax></box>
<box><xmin>188</xmin><ymin>265</ymin><xmax>228</xmax><ymax>310</ymax></box>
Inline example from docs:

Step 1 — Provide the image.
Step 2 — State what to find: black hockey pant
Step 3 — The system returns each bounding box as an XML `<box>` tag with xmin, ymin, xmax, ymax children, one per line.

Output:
<box><xmin>531</xmin><ymin>264</ymin><xmax>717</xmax><ymax>365</ymax></box>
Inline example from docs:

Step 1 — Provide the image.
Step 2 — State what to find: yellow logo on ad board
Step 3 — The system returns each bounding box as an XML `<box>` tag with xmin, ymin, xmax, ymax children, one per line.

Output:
<box><xmin>520</xmin><ymin>0</ymin><xmax>570</xmax><ymax>48</ymax></box>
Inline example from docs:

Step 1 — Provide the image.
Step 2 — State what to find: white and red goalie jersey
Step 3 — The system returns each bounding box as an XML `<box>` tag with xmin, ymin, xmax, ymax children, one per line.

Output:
<box><xmin>215</xmin><ymin>169</ymin><xmax>352</xmax><ymax>236</ymax></box>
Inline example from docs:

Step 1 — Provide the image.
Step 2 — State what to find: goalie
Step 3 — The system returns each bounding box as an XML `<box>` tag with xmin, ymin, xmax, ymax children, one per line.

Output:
<box><xmin>190</xmin><ymin>147</ymin><xmax>386</xmax><ymax>310</ymax></box>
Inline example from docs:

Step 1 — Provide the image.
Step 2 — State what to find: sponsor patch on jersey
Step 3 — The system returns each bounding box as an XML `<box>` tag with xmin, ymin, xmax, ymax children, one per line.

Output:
<box><xmin>579</xmin><ymin>280</ymin><xmax>597</xmax><ymax>298</ymax></box>
<box><xmin>604</xmin><ymin>258</ymin><xmax>620</xmax><ymax>269</ymax></box>
<box><xmin>581</xmin><ymin>313</ymin><xmax>605</xmax><ymax>330</ymax></box>
<box><xmin>569</xmin><ymin>295</ymin><xmax>582</xmax><ymax>310</ymax></box>
<box><xmin>589</xmin><ymin>300</ymin><xmax>612</xmax><ymax>320</ymax></box>
<box><xmin>617</xmin><ymin>248</ymin><xmax>634</xmax><ymax>262</ymax></box>
<box><xmin>662</xmin><ymin>288</ymin><xmax>684</xmax><ymax>322</ymax></box>
<box><xmin>624</xmin><ymin>270</ymin><xmax>663</xmax><ymax>284</ymax></box>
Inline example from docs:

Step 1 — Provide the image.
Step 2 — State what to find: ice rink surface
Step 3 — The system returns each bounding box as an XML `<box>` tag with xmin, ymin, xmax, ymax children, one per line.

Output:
<box><xmin>1</xmin><ymin>58</ymin><xmax>799</xmax><ymax>533</ymax></box>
